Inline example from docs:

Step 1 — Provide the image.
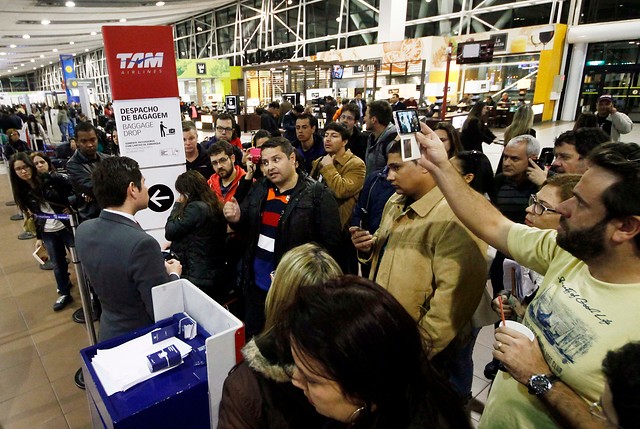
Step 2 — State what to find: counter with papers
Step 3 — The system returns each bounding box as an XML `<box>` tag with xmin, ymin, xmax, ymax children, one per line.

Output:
<box><xmin>80</xmin><ymin>313</ymin><xmax>211</xmax><ymax>429</ymax></box>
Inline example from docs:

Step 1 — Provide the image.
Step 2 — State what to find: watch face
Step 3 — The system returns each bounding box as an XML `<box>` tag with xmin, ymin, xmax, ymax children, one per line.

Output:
<box><xmin>529</xmin><ymin>375</ymin><xmax>552</xmax><ymax>395</ymax></box>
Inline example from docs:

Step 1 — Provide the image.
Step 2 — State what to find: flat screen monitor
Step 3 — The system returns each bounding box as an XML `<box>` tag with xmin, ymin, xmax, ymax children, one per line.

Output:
<box><xmin>456</xmin><ymin>41</ymin><xmax>495</xmax><ymax>64</ymax></box>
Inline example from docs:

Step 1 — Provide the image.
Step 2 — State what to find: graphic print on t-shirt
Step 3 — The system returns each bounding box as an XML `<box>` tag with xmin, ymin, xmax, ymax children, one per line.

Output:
<box><xmin>527</xmin><ymin>285</ymin><xmax>595</xmax><ymax>369</ymax></box>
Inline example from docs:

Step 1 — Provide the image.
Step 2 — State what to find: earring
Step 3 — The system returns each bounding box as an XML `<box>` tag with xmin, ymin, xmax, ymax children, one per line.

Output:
<box><xmin>347</xmin><ymin>404</ymin><xmax>367</xmax><ymax>425</ymax></box>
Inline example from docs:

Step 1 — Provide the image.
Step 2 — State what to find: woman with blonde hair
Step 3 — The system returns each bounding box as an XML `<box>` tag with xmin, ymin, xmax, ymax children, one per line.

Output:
<box><xmin>218</xmin><ymin>243</ymin><xmax>343</xmax><ymax>429</ymax></box>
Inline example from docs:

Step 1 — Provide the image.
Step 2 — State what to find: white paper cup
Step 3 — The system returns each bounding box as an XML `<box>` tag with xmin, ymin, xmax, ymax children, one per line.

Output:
<box><xmin>503</xmin><ymin>320</ymin><xmax>535</xmax><ymax>341</ymax></box>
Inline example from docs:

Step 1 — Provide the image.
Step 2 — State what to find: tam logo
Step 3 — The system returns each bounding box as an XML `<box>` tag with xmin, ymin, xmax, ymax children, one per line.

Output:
<box><xmin>116</xmin><ymin>53</ymin><xmax>164</xmax><ymax>69</ymax></box>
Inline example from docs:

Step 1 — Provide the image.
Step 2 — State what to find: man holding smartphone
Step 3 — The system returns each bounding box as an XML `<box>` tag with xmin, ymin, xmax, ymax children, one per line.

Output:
<box><xmin>350</xmin><ymin>141</ymin><xmax>487</xmax><ymax>391</ymax></box>
<box><xmin>595</xmin><ymin>94</ymin><xmax>632</xmax><ymax>142</ymax></box>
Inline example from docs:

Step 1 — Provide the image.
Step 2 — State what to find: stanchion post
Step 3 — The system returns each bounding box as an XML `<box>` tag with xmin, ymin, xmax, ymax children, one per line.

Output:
<box><xmin>67</xmin><ymin>213</ymin><xmax>98</xmax><ymax>345</ymax></box>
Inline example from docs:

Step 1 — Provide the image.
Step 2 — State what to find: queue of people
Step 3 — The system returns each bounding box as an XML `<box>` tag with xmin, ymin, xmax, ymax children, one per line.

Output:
<box><xmin>3</xmin><ymin>91</ymin><xmax>638</xmax><ymax>429</ymax></box>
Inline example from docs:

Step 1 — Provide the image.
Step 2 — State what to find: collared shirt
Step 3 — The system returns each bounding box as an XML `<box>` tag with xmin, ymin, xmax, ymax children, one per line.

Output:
<box><xmin>103</xmin><ymin>208</ymin><xmax>138</xmax><ymax>224</ymax></box>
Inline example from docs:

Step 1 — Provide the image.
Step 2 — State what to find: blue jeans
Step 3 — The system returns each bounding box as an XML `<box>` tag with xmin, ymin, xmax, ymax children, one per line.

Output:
<box><xmin>448</xmin><ymin>327</ymin><xmax>481</xmax><ymax>401</ymax></box>
<box><xmin>42</xmin><ymin>228</ymin><xmax>74</xmax><ymax>295</ymax></box>
<box><xmin>58</xmin><ymin>123</ymin><xmax>68</xmax><ymax>142</ymax></box>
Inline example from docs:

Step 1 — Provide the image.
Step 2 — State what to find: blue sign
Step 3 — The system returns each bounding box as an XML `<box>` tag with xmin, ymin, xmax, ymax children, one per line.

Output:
<box><xmin>60</xmin><ymin>55</ymin><xmax>80</xmax><ymax>103</ymax></box>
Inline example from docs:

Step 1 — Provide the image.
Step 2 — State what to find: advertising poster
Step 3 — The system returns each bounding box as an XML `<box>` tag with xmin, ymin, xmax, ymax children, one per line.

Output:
<box><xmin>113</xmin><ymin>97</ymin><xmax>185</xmax><ymax>168</ymax></box>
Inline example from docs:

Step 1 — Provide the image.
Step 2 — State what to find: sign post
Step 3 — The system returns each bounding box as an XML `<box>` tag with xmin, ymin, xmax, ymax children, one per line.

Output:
<box><xmin>102</xmin><ymin>26</ymin><xmax>186</xmax><ymax>242</ymax></box>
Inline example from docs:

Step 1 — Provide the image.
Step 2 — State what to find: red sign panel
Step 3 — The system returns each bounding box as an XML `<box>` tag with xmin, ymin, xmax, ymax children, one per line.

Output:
<box><xmin>103</xmin><ymin>26</ymin><xmax>179</xmax><ymax>101</ymax></box>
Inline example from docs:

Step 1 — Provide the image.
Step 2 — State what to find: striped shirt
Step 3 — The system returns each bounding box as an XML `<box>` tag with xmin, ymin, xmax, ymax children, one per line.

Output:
<box><xmin>253</xmin><ymin>187</ymin><xmax>292</xmax><ymax>291</ymax></box>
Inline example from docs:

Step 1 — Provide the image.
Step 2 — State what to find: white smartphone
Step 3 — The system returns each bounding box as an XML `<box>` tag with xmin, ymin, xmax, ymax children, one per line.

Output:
<box><xmin>392</xmin><ymin>109</ymin><xmax>421</xmax><ymax>162</ymax></box>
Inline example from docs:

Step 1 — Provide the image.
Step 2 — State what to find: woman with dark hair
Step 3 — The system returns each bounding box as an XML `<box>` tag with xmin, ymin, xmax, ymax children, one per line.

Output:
<box><xmin>573</xmin><ymin>112</ymin><xmax>599</xmax><ymax>130</ymax></box>
<box><xmin>453</xmin><ymin>150</ymin><xmax>494</xmax><ymax>196</ymax></box>
<box><xmin>3</xmin><ymin>128</ymin><xmax>29</xmax><ymax>160</ymax></box>
<box><xmin>287</xmin><ymin>275</ymin><xmax>471</xmax><ymax>429</ymax></box>
<box><xmin>9</xmin><ymin>152</ymin><xmax>76</xmax><ymax>311</ymax></box>
<box><xmin>165</xmin><ymin>170</ymin><xmax>229</xmax><ymax>302</ymax></box>
<box><xmin>460</xmin><ymin>101</ymin><xmax>497</xmax><ymax>152</ymax></box>
<box><xmin>26</xmin><ymin>114</ymin><xmax>49</xmax><ymax>151</ymax></box>
<box><xmin>31</xmin><ymin>151</ymin><xmax>54</xmax><ymax>174</ymax></box>
<box><xmin>433</xmin><ymin>122</ymin><xmax>463</xmax><ymax>158</ymax></box>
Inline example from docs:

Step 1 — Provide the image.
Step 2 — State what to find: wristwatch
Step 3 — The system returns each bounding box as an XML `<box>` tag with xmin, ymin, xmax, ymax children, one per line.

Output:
<box><xmin>527</xmin><ymin>374</ymin><xmax>558</xmax><ymax>396</ymax></box>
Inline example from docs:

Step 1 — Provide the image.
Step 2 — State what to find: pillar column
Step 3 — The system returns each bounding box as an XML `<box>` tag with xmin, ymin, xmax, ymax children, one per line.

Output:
<box><xmin>560</xmin><ymin>42</ymin><xmax>587</xmax><ymax>122</ymax></box>
<box><xmin>378</xmin><ymin>0</ymin><xmax>407</xmax><ymax>43</ymax></box>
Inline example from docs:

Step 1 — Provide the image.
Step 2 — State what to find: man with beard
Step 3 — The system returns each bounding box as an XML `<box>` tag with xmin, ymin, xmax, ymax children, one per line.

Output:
<box><xmin>339</xmin><ymin>103</ymin><xmax>368</xmax><ymax>161</ymax></box>
<box><xmin>223</xmin><ymin>137</ymin><xmax>342</xmax><ymax>337</ymax></box>
<box><xmin>415</xmin><ymin>125</ymin><xmax>640</xmax><ymax>429</ymax></box>
<box><xmin>207</xmin><ymin>140</ymin><xmax>252</xmax><ymax>203</ymax></box>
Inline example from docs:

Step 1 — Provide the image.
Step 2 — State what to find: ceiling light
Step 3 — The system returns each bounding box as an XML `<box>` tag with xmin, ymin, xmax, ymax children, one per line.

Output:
<box><xmin>66</xmin><ymin>1</ymin><xmax>75</xmax><ymax>7</ymax></box>
<box><xmin>91</xmin><ymin>31</ymin><xmax>97</xmax><ymax>36</ymax></box>
<box><xmin>85</xmin><ymin>48</ymin><xmax>89</xmax><ymax>52</ymax></box>
<box><xmin>7</xmin><ymin>70</ymin><xmax>10</xmax><ymax>72</ymax></box>
<box><xmin>40</xmin><ymin>65</ymin><xmax>44</xmax><ymax>67</ymax></box>
<box><xmin>30</xmin><ymin>59</ymin><xmax>35</xmax><ymax>62</ymax></box>
<box><xmin>10</xmin><ymin>44</ymin><xmax>16</xmax><ymax>48</ymax></box>
<box><xmin>72</xmin><ymin>53</ymin><xmax>76</xmax><ymax>56</ymax></box>
<box><xmin>196</xmin><ymin>27</ymin><xmax>203</xmax><ymax>31</ymax></box>
<box><xmin>69</xmin><ymin>41</ymin><xmax>75</xmax><ymax>45</ymax></box>
<box><xmin>0</xmin><ymin>52</ymin><xmax>6</xmax><ymax>56</ymax></box>
<box><xmin>20</xmin><ymin>63</ymin><xmax>24</xmax><ymax>66</ymax></box>
<box><xmin>53</xmin><ymin>48</ymin><xmax>58</xmax><ymax>52</ymax></box>
<box><xmin>41</xmin><ymin>19</ymin><xmax>51</xmax><ymax>25</ymax></box>
<box><xmin>49</xmin><ymin>61</ymin><xmax>52</xmax><ymax>64</ymax></box>
<box><xmin>156</xmin><ymin>1</ymin><xmax>165</xmax><ymax>5</ymax></box>
<box><xmin>119</xmin><ymin>18</ymin><xmax>127</xmax><ymax>23</ymax></box>
<box><xmin>13</xmin><ymin>67</ymin><xmax>17</xmax><ymax>70</ymax></box>
<box><xmin>33</xmin><ymin>67</ymin><xmax>36</xmax><ymax>70</ymax></box>
<box><xmin>40</xmin><ymin>54</ymin><xmax>44</xmax><ymax>58</ymax></box>
<box><xmin>23</xmin><ymin>35</ymin><xmax>31</xmax><ymax>39</ymax></box>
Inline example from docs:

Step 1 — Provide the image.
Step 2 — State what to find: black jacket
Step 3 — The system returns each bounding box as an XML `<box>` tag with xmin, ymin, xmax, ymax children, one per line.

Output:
<box><xmin>3</xmin><ymin>140</ymin><xmax>29</xmax><ymax>159</ymax></box>
<box><xmin>165</xmin><ymin>201</ymin><xmax>229</xmax><ymax>300</ymax></box>
<box><xmin>230</xmin><ymin>173</ymin><xmax>343</xmax><ymax>289</ymax></box>
<box><xmin>460</xmin><ymin>117</ymin><xmax>496</xmax><ymax>152</ymax></box>
<box><xmin>186</xmin><ymin>143</ymin><xmax>215</xmax><ymax>179</ymax></box>
<box><xmin>347</xmin><ymin>127</ymin><xmax>369</xmax><ymax>162</ymax></box>
<box><xmin>66</xmin><ymin>150</ymin><xmax>109</xmax><ymax>221</ymax></box>
<box><xmin>22</xmin><ymin>173</ymin><xmax>75</xmax><ymax>239</ymax></box>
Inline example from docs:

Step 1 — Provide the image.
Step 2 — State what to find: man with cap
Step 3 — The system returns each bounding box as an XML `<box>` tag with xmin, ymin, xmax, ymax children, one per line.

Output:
<box><xmin>595</xmin><ymin>94</ymin><xmax>632</xmax><ymax>142</ymax></box>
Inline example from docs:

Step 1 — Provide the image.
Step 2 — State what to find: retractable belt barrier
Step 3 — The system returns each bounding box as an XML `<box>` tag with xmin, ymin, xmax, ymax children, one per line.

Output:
<box><xmin>35</xmin><ymin>212</ymin><xmax>97</xmax><ymax>345</ymax></box>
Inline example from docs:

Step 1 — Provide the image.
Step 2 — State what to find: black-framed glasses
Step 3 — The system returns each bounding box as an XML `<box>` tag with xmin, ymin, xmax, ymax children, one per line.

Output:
<box><xmin>210</xmin><ymin>156</ymin><xmax>230</xmax><ymax>167</ymax></box>
<box><xmin>215</xmin><ymin>126</ymin><xmax>233</xmax><ymax>133</ymax></box>
<box><xmin>529</xmin><ymin>194</ymin><xmax>559</xmax><ymax>216</ymax></box>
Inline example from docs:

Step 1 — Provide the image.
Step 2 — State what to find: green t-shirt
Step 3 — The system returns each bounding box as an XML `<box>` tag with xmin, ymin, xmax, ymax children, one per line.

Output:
<box><xmin>479</xmin><ymin>224</ymin><xmax>640</xmax><ymax>429</ymax></box>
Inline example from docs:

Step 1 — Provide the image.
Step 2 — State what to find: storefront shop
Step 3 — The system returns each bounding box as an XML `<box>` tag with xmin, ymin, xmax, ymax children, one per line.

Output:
<box><xmin>578</xmin><ymin>40</ymin><xmax>640</xmax><ymax>122</ymax></box>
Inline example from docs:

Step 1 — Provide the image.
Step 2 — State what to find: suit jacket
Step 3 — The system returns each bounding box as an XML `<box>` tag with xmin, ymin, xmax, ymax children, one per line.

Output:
<box><xmin>76</xmin><ymin>210</ymin><xmax>171</xmax><ymax>342</ymax></box>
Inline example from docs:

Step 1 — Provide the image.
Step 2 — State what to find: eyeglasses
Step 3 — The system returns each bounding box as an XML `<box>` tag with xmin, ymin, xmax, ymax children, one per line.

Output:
<box><xmin>216</xmin><ymin>126</ymin><xmax>233</xmax><ymax>133</ymax></box>
<box><xmin>529</xmin><ymin>194</ymin><xmax>559</xmax><ymax>216</ymax></box>
<box><xmin>14</xmin><ymin>165</ymin><xmax>30</xmax><ymax>172</ymax></box>
<box><xmin>210</xmin><ymin>156</ymin><xmax>230</xmax><ymax>167</ymax></box>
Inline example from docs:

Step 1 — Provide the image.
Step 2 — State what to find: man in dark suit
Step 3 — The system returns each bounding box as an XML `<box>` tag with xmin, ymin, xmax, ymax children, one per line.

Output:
<box><xmin>390</xmin><ymin>94</ymin><xmax>407</xmax><ymax>111</ymax></box>
<box><xmin>76</xmin><ymin>157</ymin><xmax>182</xmax><ymax>342</ymax></box>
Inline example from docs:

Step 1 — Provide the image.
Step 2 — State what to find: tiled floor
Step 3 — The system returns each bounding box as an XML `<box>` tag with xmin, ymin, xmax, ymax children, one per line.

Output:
<box><xmin>0</xmin><ymin>120</ymin><xmax>638</xmax><ymax>428</ymax></box>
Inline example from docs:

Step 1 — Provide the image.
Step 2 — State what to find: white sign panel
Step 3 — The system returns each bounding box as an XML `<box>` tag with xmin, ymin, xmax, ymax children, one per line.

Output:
<box><xmin>134</xmin><ymin>164</ymin><xmax>186</xmax><ymax>231</ymax></box>
<box><xmin>114</xmin><ymin>97</ymin><xmax>186</xmax><ymax>169</ymax></box>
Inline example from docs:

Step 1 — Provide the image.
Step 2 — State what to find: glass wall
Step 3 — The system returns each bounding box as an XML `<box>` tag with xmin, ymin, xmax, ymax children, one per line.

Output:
<box><xmin>579</xmin><ymin>0</ymin><xmax>640</xmax><ymax>24</ymax></box>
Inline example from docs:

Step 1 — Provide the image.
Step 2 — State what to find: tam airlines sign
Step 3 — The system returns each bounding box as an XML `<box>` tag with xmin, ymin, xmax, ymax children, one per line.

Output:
<box><xmin>116</xmin><ymin>52</ymin><xmax>164</xmax><ymax>69</ymax></box>
<box><xmin>103</xmin><ymin>26</ymin><xmax>178</xmax><ymax>100</ymax></box>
